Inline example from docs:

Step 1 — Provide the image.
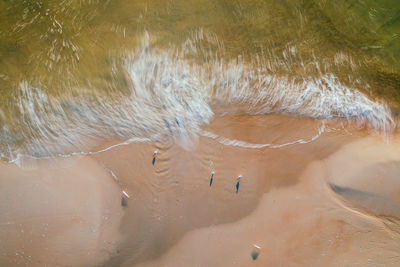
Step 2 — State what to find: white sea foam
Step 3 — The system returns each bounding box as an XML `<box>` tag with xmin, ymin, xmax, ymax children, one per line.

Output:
<box><xmin>0</xmin><ymin>34</ymin><xmax>395</xmax><ymax>161</ymax></box>
<box><xmin>200</xmin><ymin>122</ymin><xmax>325</xmax><ymax>149</ymax></box>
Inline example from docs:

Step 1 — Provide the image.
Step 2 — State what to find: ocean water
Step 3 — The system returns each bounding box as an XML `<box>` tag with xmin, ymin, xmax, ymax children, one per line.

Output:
<box><xmin>0</xmin><ymin>0</ymin><xmax>399</xmax><ymax>161</ymax></box>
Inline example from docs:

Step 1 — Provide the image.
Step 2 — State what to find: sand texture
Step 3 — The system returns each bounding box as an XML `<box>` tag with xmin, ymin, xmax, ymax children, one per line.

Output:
<box><xmin>0</xmin><ymin>115</ymin><xmax>399</xmax><ymax>266</ymax></box>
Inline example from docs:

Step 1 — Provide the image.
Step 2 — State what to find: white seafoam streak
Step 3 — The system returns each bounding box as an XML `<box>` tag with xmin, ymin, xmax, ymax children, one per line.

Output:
<box><xmin>0</xmin><ymin>34</ymin><xmax>395</xmax><ymax>162</ymax></box>
<box><xmin>199</xmin><ymin>122</ymin><xmax>325</xmax><ymax>149</ymax></box>
<box><xmin>6</xmin><ymin>123</ymin><xmax>324</xmax><ymax>165</ymax></box>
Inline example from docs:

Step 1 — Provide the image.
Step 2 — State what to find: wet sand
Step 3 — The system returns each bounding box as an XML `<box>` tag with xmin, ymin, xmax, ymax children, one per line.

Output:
<box><xmin>138</xmin><ymin>136</ymin><xmax>400</xmax><ymax>267</ymax></box>
<box><xmin>0</xmin><ymin>115</ymin><xmax>399</xmax><ymax>266</ymax></box>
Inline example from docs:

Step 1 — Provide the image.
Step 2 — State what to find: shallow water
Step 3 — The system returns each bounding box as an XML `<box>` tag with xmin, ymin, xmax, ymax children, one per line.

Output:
<box><xmin>1</xmin><ymin>2</ymin><xmax>400</xmax><ymax>265</ymax></box>
<box><xmin>0</xmin><ymin>0</ymin><xmax>399</xmax><ymax>160</ymax></box>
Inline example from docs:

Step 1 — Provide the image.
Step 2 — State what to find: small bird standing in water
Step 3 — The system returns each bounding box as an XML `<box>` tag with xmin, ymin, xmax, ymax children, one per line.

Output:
<box><xmin>152</xmin><ymin>151</ymin><xmax>157</xmax><ymax>166</ymax></box>
<box><xmin>236</xmin><ymin>175</ymin><xmax>242</xmax><ymax>193</ymax></box>
<box><xmin>210</xmin><ymin>171</ymin><xmax>214</xmax><ymax>187</ymax></box>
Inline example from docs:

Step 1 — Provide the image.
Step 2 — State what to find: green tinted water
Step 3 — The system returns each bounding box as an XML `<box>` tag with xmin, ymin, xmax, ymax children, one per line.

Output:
<box><xmin>0</xmin><ymin>0</ymin><xmax>399</xmax><ymax>158</ymax></box>
<box><xmin>1</xmin><ymin>0</ymin><xmax>399</xmax><ymax>91</ymax></box>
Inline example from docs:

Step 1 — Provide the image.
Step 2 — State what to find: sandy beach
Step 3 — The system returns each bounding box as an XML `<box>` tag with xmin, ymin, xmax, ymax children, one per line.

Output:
<box><xmin>0</xmin><ymin>114</ymin><xmax>399</xmax><ymax>266</ymax></box>
<box><xmin>2</xmin><ymin>0</ymin><xmax>400</xmax><ymax>266</ymax></box>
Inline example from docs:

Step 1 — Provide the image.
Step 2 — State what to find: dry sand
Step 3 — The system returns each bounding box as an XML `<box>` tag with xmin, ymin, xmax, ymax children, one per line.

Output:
<box><xmin>0</xmin><ymin>115</ymin><xmax>399</xmax><ymax>266</ymax></box>
<box><xmin>0</xmin><ymin>156</ymin><xmax>124</xmax><ymax>266</ymax></box>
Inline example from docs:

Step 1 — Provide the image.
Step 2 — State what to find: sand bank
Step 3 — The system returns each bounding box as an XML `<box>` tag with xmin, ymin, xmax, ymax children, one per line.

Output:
<box><xmin>0</xmin><ymin>115</ymin><xmax>399</xmax><ymax>266</ymax></box>
<box><xmin>138</xmin><ymin>136</ymin><xmax>400</xmax><ymax>267</ymax></box>
<box><xmin>0</xmin><ymin>157</ymin><xmax>124</xmax><ymax>266</ymax></box>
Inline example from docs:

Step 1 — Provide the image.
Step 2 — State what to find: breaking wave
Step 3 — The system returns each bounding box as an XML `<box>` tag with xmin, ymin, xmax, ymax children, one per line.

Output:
<box><xmin>0</xmin><ymin>34</ymin><xmax>395</xmax><ymax>162</ymax></box>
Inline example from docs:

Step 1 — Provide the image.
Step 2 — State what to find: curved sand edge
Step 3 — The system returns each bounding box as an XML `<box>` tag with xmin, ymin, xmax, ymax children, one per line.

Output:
<box><xmin>1</xmin><ymin>115</ymin><xmax>399</xmax><ymax>266</ymax></box>
<box><xmin>136</xmin><ymin>136</ymin><xmax>400</xmax><ymax>267</ymax></box>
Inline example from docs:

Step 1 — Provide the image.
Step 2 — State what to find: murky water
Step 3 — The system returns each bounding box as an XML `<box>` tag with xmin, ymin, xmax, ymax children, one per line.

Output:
<box><xmin>0</xmin><ymin>0</ymin><xmax>399</xmax><ymax>160</ymax></box>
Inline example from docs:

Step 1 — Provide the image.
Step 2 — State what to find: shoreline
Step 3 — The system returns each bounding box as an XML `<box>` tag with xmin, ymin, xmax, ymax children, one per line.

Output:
<box><xmin>138</xmin><ymin>136</ymin><xmax>400</xmax><ymax>267</ymax></box>
<box><xmin>0</xmin><ymin>114</ymin><xmax>399</xmax><ymax>266</ymax></box>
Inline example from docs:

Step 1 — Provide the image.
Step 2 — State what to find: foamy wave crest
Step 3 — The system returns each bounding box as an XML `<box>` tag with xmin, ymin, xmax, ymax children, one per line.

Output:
<box><xmin>1</xmin><ymin>75</ymin><xmax>212</xmax><ymax>161</ymax></box>
<box><xmin>0</xmin><ymin>33</ymin><xmax>395</xmax><ymax>161</ymax></box>
<box><xmin>249</xmin><ymin>75</ymin><xmax>394</xmax><ymax>133</ymax></box>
